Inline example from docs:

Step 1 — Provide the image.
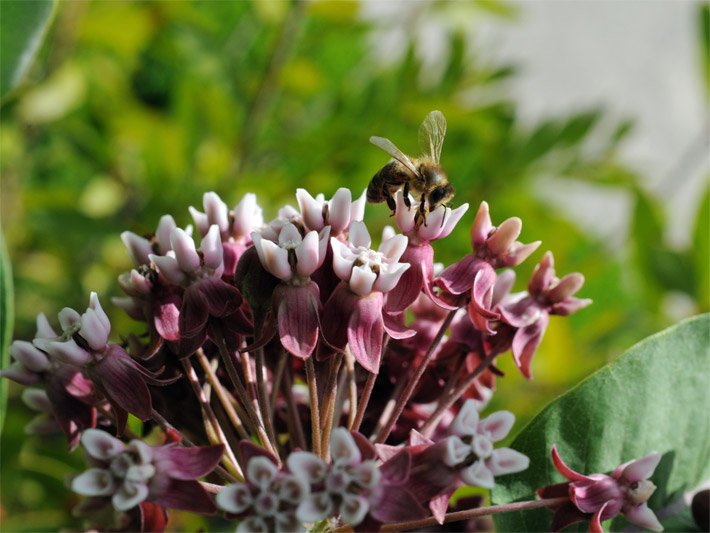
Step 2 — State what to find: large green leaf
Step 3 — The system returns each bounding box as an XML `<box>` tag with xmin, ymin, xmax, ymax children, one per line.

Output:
<box><xmin>0</xmin><ymin>230</ymin><xmax>14</xmax><ymax>433</ymax></box>
<box><xmin>492</xmin><ymin>314</ymin><xmax>710</xmax><ymax>532</ymax></box>
<box><xmin>0</xmin><ymin>0</ymin><xmax>56</xmax><ymax>100</ymax></box>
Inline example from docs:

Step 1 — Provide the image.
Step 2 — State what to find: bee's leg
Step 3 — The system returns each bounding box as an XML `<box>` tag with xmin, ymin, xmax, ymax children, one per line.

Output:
<box><xmin>419</xmin><ymin>194</ymin><xmax>428</xmax><ymax>227</ymax></box>
<box><xmin>386</xmin><ymin>194</ymin><xmax>396</xmax><ymax>214</ymax></box>
<box><xmin>402</xmin><ymin>182</ymin><xmax>411</xmax><ymax>208</ymax></box>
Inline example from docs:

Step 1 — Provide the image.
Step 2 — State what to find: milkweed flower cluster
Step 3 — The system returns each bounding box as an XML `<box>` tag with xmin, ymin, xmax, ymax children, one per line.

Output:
<box><xmin>4</xmin><ymin>158</ymin><xmax>665</xmax><ymax>532</ymax></box>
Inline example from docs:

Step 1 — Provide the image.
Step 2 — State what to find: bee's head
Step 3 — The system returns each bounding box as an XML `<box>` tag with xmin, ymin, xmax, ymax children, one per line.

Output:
<box><xmin>427</xmin><ymin>183</ymin><xmax>455</xmax><ymax>210</ymax></box>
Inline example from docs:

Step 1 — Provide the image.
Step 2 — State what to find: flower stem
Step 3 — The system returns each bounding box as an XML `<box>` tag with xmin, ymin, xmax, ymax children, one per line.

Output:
<box><xmin>270</xmin><ymin>351</ymin><xmax>288</xmax><ymax>413</ymax></box>
<box><xmin>374</xmin><ymin>309</ymin><xmax>458</xmax><ymax>444</ymax></box>
<box><xmin>379</xmin><ymin>496</ymin><xmax>570</xmax><ymax>532</ymax></box>
<box><xmin>304</xmin><ymin>357</ymin><xmax>322</xmax><ymax>458</ymax></box>
<box><xmin>255</xmin><ymin>347</ymin><xmax>279</xmax><ymax>455</ymax></box>
<box><xmin>320</xmin><ymin>352</ymin><xmax>343</xmax><ymax>460</ymax></box>
<box><xmin>351</xmin><ymin>370</ymin><xmax>376</xmax><ymax>434</ymax></box>
<box><xmin>180</xmin><ymin>358</ymin><xmax>242</xmax><ymax>478</ymax></box>
<box><xmin>211</xmin><ymin>323</ymin><xmax>279</xmax><ymax>460</ymax></box>
<box><xmin>283</xmin><ymin>361</ymin><xmax>307</xmax><ymax>450</ymax></box>
<box><xmin>344</xmin><ymin>349</ymin><xmax>357</xmax><ymax>429</ymax></box>
<box><xmin>419</xmin><ymin>351</ymin><xmax>498</xmax><ymax>437</ymax></box>
<box><xmin>195</xmin><ymin>349</ymin><xmax>250</xmax><ymax>441</ymax></box>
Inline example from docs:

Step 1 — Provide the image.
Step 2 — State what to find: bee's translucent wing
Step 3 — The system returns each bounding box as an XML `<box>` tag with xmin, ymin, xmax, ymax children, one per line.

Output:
<box><xmin>418</xmin><ymin>110</ymin><xmax>447</xmax><ymax>164</ymax></box>
<box><xmin>369</xmin><ymin>136</ymin><xmax>419</xmax><ymax>176</ymax></box>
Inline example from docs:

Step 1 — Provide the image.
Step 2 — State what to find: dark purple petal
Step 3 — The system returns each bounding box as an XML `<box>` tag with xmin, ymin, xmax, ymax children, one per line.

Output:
<box><xmin>89</xmin><ymin>345</ymin><xmax>152</xmax><ymax>420</ymax></box>
<box><xmin>321</xmin><ymin>282</ymin><xmax>358</xmax><ymax>352</ymax></box>
<box><xmin>382</xmin><ymin>311</ymin><xmax>416</xmax><ymax>340</ymax></box>
<box><xmin>275</xmin><ymin>282</ymin><xmax>321</xmax><ymax>359</ymax></box>
<box><xmin>384</xmin><ymin>244</ymin><xmax>433</xmax><ymax>313</ymax></box>
<box><xmin>196</xmin><ymin>277</ymin><xmax>243</xmax><ymax>318</ymax></box>
<box><xmin>511</xmin><ymin>313</ymin><xmax>549</xmax><ymax>379</ymax></box>
<box><xmin>137</xmin><ymin>501</ymin><xmax>168</xmax><ymax>533</ymax></box>
<box><xmin>369</xmin><ymin>486</ymin><xmax>427</xmax><ymax>523</ymax></box>
<box><xmin>350</xmin><ymin>431</ymin><xmax>378</xmax><ymax>461</ymax></box>
<box><xmin>549</xmin><ymin>502</ymin><xmax>589</xmax><ymax>532</ymax></box>
<box><xmin>179</xmin><ymin>286</ymin><xmax>210</xmax><ymax>338</ymax></box>
<box><xmin>239</xmin><ymin>440</ymin><xmax>279</xmax><ymax>466</ymax></box>
<box><xmin>379</xmin><ymin>450</ymin><xmax>412</xmax><ymax>485</ymax></box>
<box><xmin>46</xmin><ymin>371</ymin><xmax>96</xmax><ymax>449</ymax></box>
<box><xmin>151</xmin><ymin>478</ymin><xmax>216</xmax><ymax>514</ymax></box>
<box><xmin>153</xmin><ymin>295</ymin><xmax>181</xmax><ymax>342</ymax></box>
<box><xmin>153</xmin><ymin>444</ymin><xmax>225</xmax><ymax>480</ymax></box>
<box><xmin>348</xmin><ymin>292</ymin><xmax>385</xmax><ymax>374</ymax></box>
<box><xmin>468</xmin><ymin>264</ymin><xmax>500</xmax><ymax>334</ymax></box>
<box><xmin>430</xmin><ymin>490</ymin><xmax>454</xmax><ymax>524</ymax></box>
<box><xmin>550</xmin><ymin>297</ymin><xmax>593</xmax><ymax>316</ymax></box>
<box><xmin>436</xmin><ymin>254</ymin><xmax>479</xmax><ymax>295</ymax></box>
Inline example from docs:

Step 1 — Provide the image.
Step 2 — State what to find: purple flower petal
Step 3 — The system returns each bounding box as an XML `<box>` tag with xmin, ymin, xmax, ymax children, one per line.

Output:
<box><xmin>551</xmin><ymin>445</ymin><xmax>593</xmax><ymax>482</ymax></box>
<box><xmin>348</xmin><ymin>292</ymin><xmax>385</xmax><ymax>373</ymax></box>
<box><xmin>384</xmin><ymin>243</ymin><xmax>433</xmax><ymax>313</ymax></box>
<box><xmin>382</xmin><ymin>311</ymin><xmax>416</xmax><ymax>340</ymax></box>
<box><xmin>321</xmin><ymin>283</ymin><xmax>357</xmax><ymax>352</ymax></box>
<box><xmin>275</xmin><ymin>282</ymin><xmax>321</xmax><ymax>359</ymax></box>
<box><xmin>89</xmin><ymin>345</ymin><xmax>152</xmax><ymax>421</ymax></box>
<box><xmin>589</xmin><ymin>500</ymin><xmax>609</xmax><ymax>533</ymax></box>
<box><xmin>153</xmin><ymin>444</ymin><xmax>225</xmax><ymax>480</ymax></box>
<box><xmin>511</xmin><ymin>313</ymin><xmax>549</xmax><ymax>379</ymax></box>
<box><xmin>151</xmin><ymin>478</ymin><xmax>217</xmax><ymax>514</ymax></box>
<box><xmin>437</xmin><ymin>254</ymin><xmax>480</xmax><ymax>295</ymax></box>
<box><xmin>370</xmin><ymin>485</ymin><xmax>427</xmax><ymax>523</ymax></box>
<box><xmin>429</xmin><ymin>491</ymin><xmax>453</xmax><ymax>524</ymax></box>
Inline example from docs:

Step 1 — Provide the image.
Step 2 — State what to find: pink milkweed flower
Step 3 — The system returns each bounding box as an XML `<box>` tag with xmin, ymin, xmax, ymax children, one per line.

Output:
<box><xmin>321</xmin><ymin>221</ymin><xmax>412</xmax><ymax>373</ymax></box>
<box><xmin>217</xmin><ymin>451</ymin><xmax>310</xmax><ymax>532</ymax></box>
<box><xmin>385</xmin><ymin>190</ymin><xmax>469</xmax><ymax>313</ymax></box>
<box><xmin>296</xmin><ymin>187</ymin><xmax>366</xmax><ymax>235</ymax></box>
<box><xmin>71</xmin><ymin>429</ymin><xmax>224</xmax><ymax>515</ymax></box>
<box><xmin>250</xmin><ymin>222</ymin><xmax>330</xmax><ymax>359</ymax></box>
<box><xmin>289</xmin><ymin>428</ymin><xmax>384</xmax><ymax>527</ymax></box>
<box><xmin>538</xmin><ymin>445</ymin><xmax>663</xmax><ymax>532</ymax></box>
<box><xmin>435</xmin><ymin>202</ymin><xmax>541</xmax><ymax>333</ymax></box>
<box><xmin>189</xmin><ymin>192</ymin><xmax>264</xmax><ymax>276</ymax></box>
<box><xmin>29</xmin><ymin>293</ymin><xmax>169</xmax><ymax>434</ymax></box>
<box><xmin>121</xmin><ymin>215</ymin><xmax>178</xmax><ymax>267</ymax></box>
<box><xmin>496</xmin><ymin>252</ymin><xmax>591</xmax><ymax>379</ymax></box>
<box><xmin>150</xmin><ymin>225</ymin><xmax>251</xmax><ymax>356</ymax></box>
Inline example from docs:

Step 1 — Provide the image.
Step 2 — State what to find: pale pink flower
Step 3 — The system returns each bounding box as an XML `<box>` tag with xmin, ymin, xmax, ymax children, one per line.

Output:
<box><xmin>296</xmin><ymin>187</ymin><xmax>366</xmax><ymax>235</ymax></box>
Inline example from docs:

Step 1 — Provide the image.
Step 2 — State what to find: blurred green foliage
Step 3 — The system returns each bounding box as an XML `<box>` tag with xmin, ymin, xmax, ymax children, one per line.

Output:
<box><xmin>0</xmin><ymin>0</ymin><xmax>707</xmax><ymax>530</ymax></box>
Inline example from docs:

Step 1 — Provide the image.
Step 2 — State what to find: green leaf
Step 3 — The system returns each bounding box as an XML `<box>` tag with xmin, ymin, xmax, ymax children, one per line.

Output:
<box><xmin>699</xmin><ymin>3</ymin><xmax>710</xmax><ymax>100</ymax></box>
<box><xmin>692</xmin><ymin>184</ymin><xmax>710</xmax><ymax>310</ymax></box>
<box><xmin>0</xmin><ymin>0</ymin><xmax>57</xmax><ymax>101</ymax></box>
<box><xmin>492</xmin><ymin>314</ymin><xmax>710</xmax><ymax>532</ymax></box>
<box><xmin>0</xmin><ymin>229</ymin><xmax>14</xmax><ymax>433</ymax></box>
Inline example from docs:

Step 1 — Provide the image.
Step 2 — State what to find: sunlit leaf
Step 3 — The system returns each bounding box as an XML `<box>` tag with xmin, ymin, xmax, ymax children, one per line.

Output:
<box><xmin>0</xmin><ymin>230</ymin><xmax>13</xmax><ymax>433</ymax></box>
<box><xmin>0</xmin><ymin>0</ymin><xmax>56</xmax><ymax>101</ymax></box>
<box><xmin>492</xmin><ymin>314</ymin><xmax>710</xmax><ymax>532</ymax></box>
<box><xmin>692</xmin><ymin>184</ymin><xmax>710</xmax><ymax>310</ymax></box>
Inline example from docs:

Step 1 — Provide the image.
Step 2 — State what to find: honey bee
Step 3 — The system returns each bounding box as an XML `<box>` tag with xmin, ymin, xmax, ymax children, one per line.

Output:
<box><xmin>367</xmin><ymin>110</ymin><xmax>455</xmax><ymax>227</ymax></box>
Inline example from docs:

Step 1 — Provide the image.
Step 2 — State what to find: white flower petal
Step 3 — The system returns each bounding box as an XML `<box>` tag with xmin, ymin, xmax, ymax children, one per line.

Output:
<box><xmin>287</xmin><ymin>451</ymin><xmax>328</xmax><ymax>484</ymax></box>
<box><xmin>378</xmin><ymin>233</ymin><xmax>408</xmax><ymax>262</ymax></box>
<box><xmin>296</xmin><ymin>492</ymin><xmax>333</xmax><ymax>523</ymax></box>
<box><xmin>232</xmin><ymin>193</ymin><xmax>263</xmax><ymax>238</ymax></box>
<box><xmin>373</xmin><ymin>262</ymin><xmax>409</xmax><ymax>293</ymax></box>
<box><xmin>203</xmin><ymin>192</ymin><xmax>229</xmax><ymax>233</ymax></box>
<box><xmin>10</xmin><ymin>341</ymin><xmax>50</xmax><ymax>372</ymax></box>
<box><xmin>351</xmin><ymin>461</ymin><xmax>381</xmax><ymax>489</ymax></box>
<box><xmin>247</xmin><ymin>456</ymin><xmax>279</xmax><ymax>489</ymax></box>
<box><xmin>279</xmin><ymin>222</ymin><xmax>303</xmax><ymax>247</ymax></box>
<box><xmin>488</xmin><ymin>448</ymin><xmax>530</xmax><ymax>476</ymax></box>
<box><xmin>439</xmin><ymin>203</ymin><xmax>469</xmax><ymax>240</ymax></box>
<box><xmin>278</xmin><ymin>475</ymin><xmax>310</xmax><ymax>504</ymax></box>
<box><xmin>89</xmin><ymin>292</ymin><xmax>111</xmax><ymax>332</ymax></box>
<box><xmin>58</xmin><ymin>307</ymin><xmax>81</xmax><ymax>332</ymax></box>
<box><xmin>34</xmin><ymin>338</ymin><xmax>90</xmax><ymax>366</ymax></box>
<box><xmin>350</xmin><ymin>189</ymin><xmax>366</xmax><ymax>224</ymax></box>
<box><xmin>450</xmin><ymin>399</ymin><xmax>480</xmax><ymax>437</ymax></box>
<box><xmin>216</xmin><ymin>483</ymin><xmax>253</xmax><ymax>514</ymax></box>
<box><xmin>443</xmin><ymin>436</ymin><xmax>470</xmax><ymax>467</ymax></box>
<box><xmin>418</xmin><ymin>206</ymin><xmax>447</xmax><ymax>241</ymax></box>
<box><xmin>394</xmin><ymin>190</ymin><xmax>416</xmax><ymax>233</ymax></box>
<box><xmin>121</xmin><ymin>231</ymin><xmax>153</xmax><ymax>265</ymax></box>
<box><xmin>349</xmin><ymin>265</ymin><xmax>376</xmax><ymax>296</ymax></box>
<box><xmin>296</xmin><ymin>188</ymin><xmax>324</xmax><ymax>231</ymax></box>
<box><xmin>348</xmin><ymin>220</ymin><xmax>371</xmax><ymax>249</ymax></box>
<box><xmin>35</xmin><ymin>313</ymin><xmax>57</xmax><ymax>339</ymax></box>
<box><xmin>295</xmin><ymin>231</ymin><xmax>321</xmax><ymax>277</ymax></box>
<box><xmin>330</xmin><ymin>428</ymin><xmax>361</xmax><ymax>465</ymax></box>
<box><xmin>80</xmin><ymin>308</ymin><xmax>110</xmax><ymax>351</ymax></box>
<box><xmin>112</xmin><ymin>481</ymin><xmax>149</xmax><ymax>511</ymax></box>
<box><xmin>188</xmin><ymin>206</ymin><xmax>209</xmax><ymax>236</ymax></box>
<box><xmin>478</xmin><ymin>410</ymin><xmax>516</xmax><ymax>442</ymax></box>
<box><xmin>460</xmin><ymin>460</ymin><xmax>495</xmax><ymax>488</ymax></box>
<box><xmin>71</xmin><ymin>468</ymin><xmax>116</xmax><ymax>496</ymax></box>
<box><xmin>624</xmin><ymin>502</ymin><xmax>663</xmax><ymax>532</ymax></box>
<box><xmin>155</xmin><ymin>215</ymin><xmax>177</xmax><ymax>254</ymax></box>
<box><xmin>328</xmin><ymin>188</ymin><xmax>352</xmax><ymax>233</ymax></box>
<box><xmin>331</xmin><ymin>238</ymin><xmax>355</xmax><ymax>282</ymax></box>
<box><xmin>170</xmin><ymin>228</ymin><xmax>200</xmax><ymax>273</ymax></box>
<box><xmin>341</xmin><ymin>493</ymin><xmax>370</xmax><ymax>525</ymax></box>
<box><xmin>256</xmin><ymin>237</ymin><xmax>292</xmax><ymax>281</ymax></box>
<box><xmin>200</xmin><ymin>225</ymin><xmax>224</xmax><ymax>271</ymax></box>
<box><xmin>81</xmin><ymin>428</ymin><xmax>126</xmax><ymax>460</ymax></box>
<box><xmin>150</xmin><ymin>254</ymin><xmax>187</xmax><ymax>285</ymax></box>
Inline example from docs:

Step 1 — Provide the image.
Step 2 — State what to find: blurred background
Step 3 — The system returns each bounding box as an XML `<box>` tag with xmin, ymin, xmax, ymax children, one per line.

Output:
<box><xmin>1</xmin><ymin>0</ymin><xmax>708</xmax><ymax>530</ymax></box>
